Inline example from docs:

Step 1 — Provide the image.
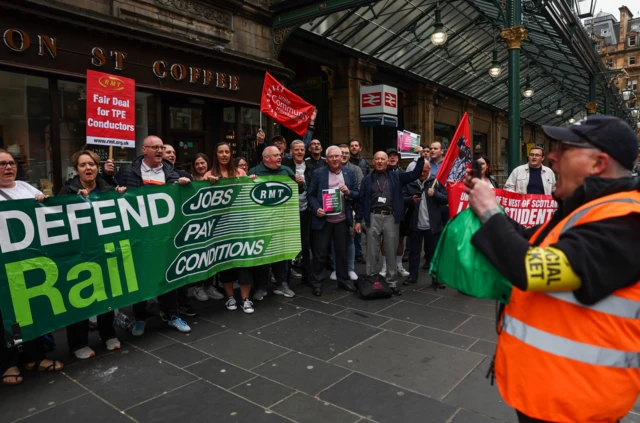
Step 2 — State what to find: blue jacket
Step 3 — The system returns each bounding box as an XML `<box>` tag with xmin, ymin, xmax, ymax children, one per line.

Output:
<box><xmin>356</xmin><ymin>157</ymin><xmax>425</xmax><ymax>226</ymax></box>
<box><xmin>308</xmin><ymin>166</ymin><xmax>359</xmax><ymax>230</ymax></box>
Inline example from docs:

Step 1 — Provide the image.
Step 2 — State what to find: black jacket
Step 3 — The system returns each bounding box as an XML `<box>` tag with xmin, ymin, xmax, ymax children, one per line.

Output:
<box><xmin>350</xmin><ymin>156</ymin><xmax>370</xmax><ymax>176</ymax></box>
<box><xmin>112</xmin><ymin>156</ymin><xmax>180</xmax><ymax>188</ymax></box>
<box><xmin>304</xmin><ymin>155</ymin><xmax>327</xmax><ymax>188</ymax></box>
<box><xmin>404</xmin><ymin>176</ymin><xmax>448</xmax><ymax>234</ymax></box>
<box><xmin>282</xmin><ymin>157</ymin><xmax>306</xmax><ymax>194</ymax></box>
<box><xmin>472</xmin><ymin>176</ymin><xmax>640</xmax><ymax>305</ymax></box>
<box><xmin>58</xmin><ymin>175</ymin><xmax>114</xmax><ymax>196</ymax></box>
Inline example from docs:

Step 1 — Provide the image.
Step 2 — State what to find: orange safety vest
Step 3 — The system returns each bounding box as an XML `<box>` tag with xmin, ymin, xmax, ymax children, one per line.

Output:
<box><xmin>495</xmin><ymin>191</ymin><xmax>640</xmax><ymax>423</ymax></box>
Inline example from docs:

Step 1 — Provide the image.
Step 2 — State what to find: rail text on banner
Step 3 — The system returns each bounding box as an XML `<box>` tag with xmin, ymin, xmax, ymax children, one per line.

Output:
<box><xmin>0</xmin><ymin>177</ymin><xmax>300</xmax><ymax>341</ymax></box>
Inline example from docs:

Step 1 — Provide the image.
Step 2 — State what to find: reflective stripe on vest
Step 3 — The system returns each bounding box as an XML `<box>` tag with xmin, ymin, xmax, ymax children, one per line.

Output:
<box><xmin>503</xmin><ymin>314</ymin><xmax>640</xmax><ymax>368</ymax></box>
<box><xmin>544</xmin><ymin>291</ymin><xmax>640</xmax><ymax>319</ymax></box>
<box><xmin>560</xmin><ymin>198</ymin><xmax>640</xmax><ymax>235</ymax></box>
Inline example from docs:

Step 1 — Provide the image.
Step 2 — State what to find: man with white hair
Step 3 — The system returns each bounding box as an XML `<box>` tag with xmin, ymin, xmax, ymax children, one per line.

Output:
<box><xmin>307</xmin><ymin>145</ymin><xmax>359</xmax><ymax>296</ymax></box>
<box><xmin>355</xmin><ymin>151</ymin><xmax>425</xmax><ymax>295</ymax></box>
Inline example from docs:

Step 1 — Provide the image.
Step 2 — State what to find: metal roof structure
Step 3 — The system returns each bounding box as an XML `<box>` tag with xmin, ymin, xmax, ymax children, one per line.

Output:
<box><xmin>272</xmin><ymin>0</ymin><xmax>613</xmax><ymax>127</ymax></box>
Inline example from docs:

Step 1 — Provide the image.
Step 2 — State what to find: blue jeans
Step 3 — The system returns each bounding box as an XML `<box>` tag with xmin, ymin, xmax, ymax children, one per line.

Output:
<box><xmin>331</xmin><ymin>231</ymin><xmax>355</xmax><ymax>273</ymax></box>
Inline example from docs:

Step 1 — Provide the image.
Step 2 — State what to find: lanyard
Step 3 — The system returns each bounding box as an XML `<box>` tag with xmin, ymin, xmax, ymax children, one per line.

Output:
<box><xmin>376</xmin><ymin>174</ymin><xmax>387</xmax><ymax>193</ymax></box>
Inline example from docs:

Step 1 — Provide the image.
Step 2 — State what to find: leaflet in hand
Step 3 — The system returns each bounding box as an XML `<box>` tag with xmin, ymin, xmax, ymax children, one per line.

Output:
<box><xmin>322</xmin><ymin>189</ymin><xmax>343</xmax><ymax>215</ymax></box>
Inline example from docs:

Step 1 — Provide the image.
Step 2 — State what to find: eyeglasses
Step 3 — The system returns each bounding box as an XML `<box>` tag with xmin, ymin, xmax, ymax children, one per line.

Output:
<box><xmin>327</xmin><ymin>155</ymin><xmax>341</xmax><ymax>159</ymax></box>
<box><xmin>143</xmin><ymin>145</ymin><xmax>165</xmax><ymax>151</ymax></box>
<box><xmin>238</xmin><ymin>163</ymin><xmax>248</xmax><ymax>168</ymax></box>
<box><xmin>529</xmin><ymin>153</ymin><xmax>543</xmax><ymax>158</ymax></box>
<box><xmin>0</xmin><ymin>161</ymin><xmax>16</xmax><ymax>168</ymax></box>
<box><xmin>341</xmin><ymin>152</ymin><xmax>350</xmax><ymax>156</ymax></box>
<box><xmin>555</xmin><ymin>140</ymin><xmax>596</xmax><ymax>152</ymax></box>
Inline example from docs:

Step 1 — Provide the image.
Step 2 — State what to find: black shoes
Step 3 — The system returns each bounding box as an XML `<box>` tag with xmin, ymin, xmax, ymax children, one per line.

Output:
<box><xmin>312</xmin><ymin>287</ymin><xmax>322</xmax><ymax>296</ymax></box>
<box><xmin>429</xmin><ymin>281</ymin><xmax>446</xmax><ymax>291</ymax></box>
<box><xmin>355</xmin><ymin>255</ymin><xmax>366</xmax><ymax>264</ymax></box>
<box><xmin>390</xmin><ymin>287</ymin><xmax>403</xmax><ymax>296</ymax></box>
<box><xmin>402</xmin><ymin>277</ymin><xmax>418</xmax><ymax>286</ymax></box>
<box><xmin>422</xmin><ymin>262</ymin><xmax>430</xmax><ymax>270</ymax></box>
<box><xmin>338</xmin><ymin>282</ymin><xmax>357</xmax><ymax>292</ymax></box>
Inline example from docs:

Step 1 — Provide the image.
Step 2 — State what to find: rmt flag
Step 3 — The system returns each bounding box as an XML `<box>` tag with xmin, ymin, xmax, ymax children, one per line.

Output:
<box><xmin>435</xmin><ymin>112</ymin><xmax>471</xmax><ymax>186</ymax></box>
<box><xmin>260</xmin><ymin>72</ymin><xmax>315</xmax><ymax>136</ymax></box>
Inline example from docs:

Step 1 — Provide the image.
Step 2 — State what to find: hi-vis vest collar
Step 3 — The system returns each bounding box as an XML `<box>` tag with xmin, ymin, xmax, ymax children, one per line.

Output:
<box><xmin>495</xmin><ymin>190</ymin><xmax>640</xmax><ymax>423</ymax></box>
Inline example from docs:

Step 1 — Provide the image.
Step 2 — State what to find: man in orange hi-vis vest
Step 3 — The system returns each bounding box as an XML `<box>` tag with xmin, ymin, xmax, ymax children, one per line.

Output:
<box><xmin>463</xmin><ymin>115</ymin><xmax>640</xmax><ymax>423</ymax></box>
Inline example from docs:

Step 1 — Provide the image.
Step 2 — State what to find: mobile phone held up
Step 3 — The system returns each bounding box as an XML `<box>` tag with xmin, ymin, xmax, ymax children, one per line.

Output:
<box><xmin>472</xmin><ymin>159</ymin><xmax>482</xmax><ymax>179</ymax></box>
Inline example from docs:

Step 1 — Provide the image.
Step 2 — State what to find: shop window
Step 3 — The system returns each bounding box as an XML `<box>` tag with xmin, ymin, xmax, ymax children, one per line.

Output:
<box><xmin>0</xmin><ymin>71</ymin><xmax>51</xmax><ymax>192</ymax></box>
<box><xmin>472</xmin><ymin>132</ymin><xmax>488</xmax><ymax>155</ymax></box>
<box><xmin>629</xmin><ymin>56</ymin><xmax>637</xmax><ymax>66</ymax></box>
<box><xmin>58</xmin><ymin>80</ymin><xmax>155</xmax><ymax>182</ymax></box>
<box><xmin>170</xmin><ymin>106</ymin><xmax>203</xmax><ymax>131</ymax></box>
<box><xmin>434</xmin><ymin>122</ymin><xmax>455</xmax><ymax>151</ymax></box>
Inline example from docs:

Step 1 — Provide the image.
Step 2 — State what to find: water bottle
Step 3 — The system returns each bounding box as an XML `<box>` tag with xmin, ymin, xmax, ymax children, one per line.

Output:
<box><xmin>113</xmin><ymin>311</ymin><xmax>132</xmax><ymax>330</ymax></box>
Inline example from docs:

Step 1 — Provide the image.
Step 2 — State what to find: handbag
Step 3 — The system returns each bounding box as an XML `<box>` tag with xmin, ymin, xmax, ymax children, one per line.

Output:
<box><xmin>356</xmin><ymin>274</ymin><xmax>393</xmax><ymax>300</ymax></box>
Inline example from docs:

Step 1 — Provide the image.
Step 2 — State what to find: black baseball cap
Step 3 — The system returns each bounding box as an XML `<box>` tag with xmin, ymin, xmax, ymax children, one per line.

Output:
<box><xmin>386</xmin><ymin>148</ymin><xmax>401</xmax><ymax>159</ymax></box>
<box><xmin>541</xmin><ymin>115</ymin><xmax>638</xmax><ymax>170</ymax></box>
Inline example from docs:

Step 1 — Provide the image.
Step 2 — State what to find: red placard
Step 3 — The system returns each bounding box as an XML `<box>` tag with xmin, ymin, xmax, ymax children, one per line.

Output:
<box><xmin>260</xmin><ymin>72</ymin><xmax>315</xmax><ymax>136</ymax></box>
<box><xmin>86</xmin><ymin>70</ymin><xmax>136</xmax><ymax>148</ymax></box>
<box><xmin>447</xmin><ymin>182</ymin><xmax>558</xmax><ymax>228</ymax></box>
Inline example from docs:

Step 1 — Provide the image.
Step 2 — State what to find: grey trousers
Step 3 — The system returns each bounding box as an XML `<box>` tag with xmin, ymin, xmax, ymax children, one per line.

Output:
<box><xmin>365</xmin><ymin>213</ymin><xmax>400</xmax><ymax>287</ymax></box>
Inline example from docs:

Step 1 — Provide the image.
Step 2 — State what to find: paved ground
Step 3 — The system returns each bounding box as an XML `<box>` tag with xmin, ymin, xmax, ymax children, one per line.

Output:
<box><xmin>2</xmin><ymin>262</ymin><xmax>639</xmax><ymax>423</ymax></box>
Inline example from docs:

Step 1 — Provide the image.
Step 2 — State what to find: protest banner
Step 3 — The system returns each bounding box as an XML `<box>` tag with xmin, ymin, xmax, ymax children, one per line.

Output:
<box><xmin>0</xmin><ymin>177</ymin><xmax>300</xmax><ymax>342</ymax></box>
<box><xmin>260</xmin><ymin>72</ymin><xmax>315</xmax><ymax>136</ymax></box>
<box><xmin>85</xmin><ymin>70</ymin><xmax>136</xmax><ymax>148</ymax></box>
<box><xmin>447</xmin><ymin>182</ymin><xmax>557</xmax><ymax>227</ymax></box>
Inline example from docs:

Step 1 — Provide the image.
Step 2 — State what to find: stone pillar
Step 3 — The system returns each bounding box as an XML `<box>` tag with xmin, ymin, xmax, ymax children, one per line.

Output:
<box><xmin>463</xmin><ymin>99</ymin><xmax>477</xmax><ymax>135</ymax></box>
<box><xmin>331</xmin><ymin>58</ymin><xmax>376</xmax><ymax>154</ymax></box>
<box><xmin>492</xmin><ymin>112</ymin><xmax>507</xmax><ymax>181</ymax></box>
<box><xmin>404</xmin><ymin>84</ymin><xmax>436</xmax><ymax>142</ymax></box>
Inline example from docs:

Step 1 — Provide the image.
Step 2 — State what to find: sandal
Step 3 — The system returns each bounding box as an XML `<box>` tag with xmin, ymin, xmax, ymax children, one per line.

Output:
<box><xmin>2</xmin><ymin>367</ymin><xmax>24</xmax><ymax>385</ymax></box>
<box><xmin>24</xmin><ymin>359</ymin><xmax>64</xmax><ymax>372</ymax></box>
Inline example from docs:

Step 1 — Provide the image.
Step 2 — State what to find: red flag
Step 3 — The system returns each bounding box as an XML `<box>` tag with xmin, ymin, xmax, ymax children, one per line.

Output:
<box><xmin>435</xmin><ymin>112</ymin><xmax>471</xmax><ymax>186</ymax></box>
<box><xmin>260</xmin><ymin>72</ymin><xmax>315</xmax><ymax>136</ymax></box>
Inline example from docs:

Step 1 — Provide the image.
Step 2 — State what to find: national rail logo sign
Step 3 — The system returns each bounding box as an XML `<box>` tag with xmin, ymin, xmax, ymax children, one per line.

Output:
<box><xmin>360</xmin><ymin>84</ymin><xmax>398</xmax><ymax>127</ymax></box>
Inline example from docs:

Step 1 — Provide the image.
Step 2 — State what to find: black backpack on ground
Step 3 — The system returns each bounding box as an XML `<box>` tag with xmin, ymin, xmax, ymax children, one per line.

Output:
<box><xmin>356</xmin><ymin>274</ymin><xmax>393</xmax><ymax>299</ymax></box>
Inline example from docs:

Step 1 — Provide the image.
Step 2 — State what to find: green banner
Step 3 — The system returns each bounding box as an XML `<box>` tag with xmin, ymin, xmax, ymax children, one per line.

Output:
<box><xmin>0</xmin><ymin>177</ymin><xmax>300</xmax><ymax>342</ymax></box>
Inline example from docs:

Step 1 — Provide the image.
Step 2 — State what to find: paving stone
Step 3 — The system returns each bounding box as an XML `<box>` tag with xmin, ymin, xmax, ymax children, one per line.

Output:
<box><xmin>443</xmin><ymin>357</ymin><xmax>517</xmax><ymax>422</ymax></box>
<box><xmin>394</xmin><ymin>290</ymin><xmax>440</xmax><ymax>306</ymax></box>
<box><xmin>454</xmin><ymin>316</ymin><xmax>498</xmax><ymax>343</ymax></box>
<box><xmin>379</xmin><ymin>319</ymin><xmax>419</xmax><ymax>334</ymax></box>
<box><xmin>452</xmin><ymin>409</ymin><xmax>505</xmax><ymax>423</ymax></box>
<box><xmin>64</xmin><ymin>348</ymin><xmax>196</xmax><ymax>410</ymax></box>
<box><xmin>124</xmin><ymin>332</ymin><xmax>177</xmax><ymax>353</ymax></box>
<box><xmin>197</xmin><ymin>300</ymin><xmax>303</xmax><ymax>333</ymax></box>
<box><xmin>334</xmin><ymin>308</ymin><xmax>391</xmax><ymax>327</ymax></box>
<box><xmin>296</xmin><ymin>286</ymin><xmax>351</xmax><ymax>302</ymax></box>
<box><xmin>19</xmin><ymin>393</ymin><xmax>130</xmax><ymax>423</ymax></box>
<box><xmin>231</xmin><ymin>376</ymin><xmax>296</xmax><ymax>407</ymax></box>
<box><xmin>409</xmin><ymin>326</ymin><xmax>477</xmax><ymax>349</ymax></box>
<box><xmin>184</xmin><ymin>357</ymin><xmax>254</xmax><ymax>389</ymax></box>
<box><xmin>377</xmin><ymin>302</ymin><xmax>471</xmax><ymax>331</ymax></box>
<box><xmin>320</xmin><ymin>373</ymin><xmax>458</xmax><ymax>423</ymax></box>
<box><xmin>252</xmin><ymin>351</ymin><xmax>351</xmax><ymax>395</ymax></box>
<box><xmin>468</xmin><ymin>340</ymin><xmax>497</xmax><ymax>357</ymax></box>
<box><xmin>622</xmin><ymin>412</ymin><xmax>640</xmax><ymax>423</ymax></box>
<box><xmin>152</xmin><ymin>343</ymin><xmax>210</xmax><ymax>368</ymax></box>
<box><xmin>289</xmin><ymin>296</ymin><xmax>346</xmax><ymax>315</ymax></box>
<box><xmin>271</xmin><ymin>392</ymin><xmax>360</xmax><ymax>423</ymax></box>
<box><xmin>633</xmin><ymin>396</ymin><xmax>640</xmax><ymax>413</ymax></box>
<box><xmin>251</xmin><ymin>310</ymin><xmax>381</xmax><ymax>360</ymax></box>
<box><xmin>330</xmin><ymin>331</ymin><xmax>483</xmax><ymax>399</ymax></box>
<box><xmin>332</xmin><ymin>293</ymin><xmax>398</xmax><ymax>313</ymax></box>
<box><xmin>429</xmin><ymin>297</ymin><xmax>496</xmax><ymax>319</ymax></box>
<box><xmin>0</xmin><ymin>370</ymin><xmax>87</xmax><ymax>422</ymax></box>
<box><xmin>127</xmin><ymin>380</ymin><xmax>290</xmax><ymax>422</ymax></box>
<box><xmin>190</xmin><ymin>331</ymin><xmax>288</xmax><ymax>369</ymax></box>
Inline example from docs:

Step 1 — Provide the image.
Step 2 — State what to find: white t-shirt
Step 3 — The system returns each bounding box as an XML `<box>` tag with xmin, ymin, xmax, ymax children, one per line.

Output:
<box><xmin>0</xmin><ymin>181</ymin><xmax>43</xmax><ymax>201</ymax></box>
<box><xmin>295</xmin><ymin>161</ymin><xmax>307</xmax><ymax>211</ymax></box>
<box><xmin>141</xmin><ymin>162</ymin><xmax>166</xmax><ymax>185</ymax></box>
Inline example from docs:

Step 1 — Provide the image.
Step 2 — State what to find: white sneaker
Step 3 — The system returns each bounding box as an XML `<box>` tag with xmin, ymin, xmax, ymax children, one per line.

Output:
<box><xmin>242</xmin><ymin>299</ymin><xmax>255</xmax><ymax>314</ymax></box>
<box><xmin>379</xmin><ymin>263</ymin><xmax>388</xmax><ymax>278</ymax></box>
<box><xmin>73</xmin><ymin>346</ymin><xmax>95</xmax><ymax>359</ymax></box>
<box><xmin>225</xmin><ymin>297</ymin><xmax>238</xmax><ymax>311</ymax></box>
<box><xmin>192</xmin><ymin>286</ymin><xmax>209</xmax><ymax>302</ymax></box>
<box><xmin>273</xmin><ymin>283</ymin><xmax>295</xmax><ymax>298</ymax></box>
<box><xmin>205</xmin><ymin>286</ymin><xmax>224</xmax><ymax>300</ymax></box>
<box><xmin>396</xmin><ymin>264</ymin><xmax>410</xmax><ymax>277</ymax></box>
<box><xmin>290</xmin><ymin>268</ymin><xmax>302</xmax><ymax>278</ymax></box>
<box><xmin>329</xmin><ymin>271</ymin><xmax>337</xmax><ymax>281</ymax></box>
<box><xmin>105</xmin><ymin>338</ymin><xmax>121</xmax><ymax>351</ymax></box>
<box><xmin>348</xmin><ymin>271</ymin><xmax>359</xmax><ymax>281</ymax></box>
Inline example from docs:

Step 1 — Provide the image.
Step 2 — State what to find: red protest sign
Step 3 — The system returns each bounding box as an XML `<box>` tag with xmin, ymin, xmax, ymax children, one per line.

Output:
<box><xmin>86</xmin><ymin>70</ymin><xmax>136</xmax><ymax>148</ymax></box>
<box><xmin>448</xmin><ymin>183</ymin><xmax>557</xmax><ymax>228</ymax></box>
<box><xmin>435</xmin><ymin>112</ymin><xmax>471</xmax><ymax>186</ymax></box>
<box><xmin>260</xmin><ymin>72</ymin><xmax>314</xmax><ymax>136</ymax></box>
